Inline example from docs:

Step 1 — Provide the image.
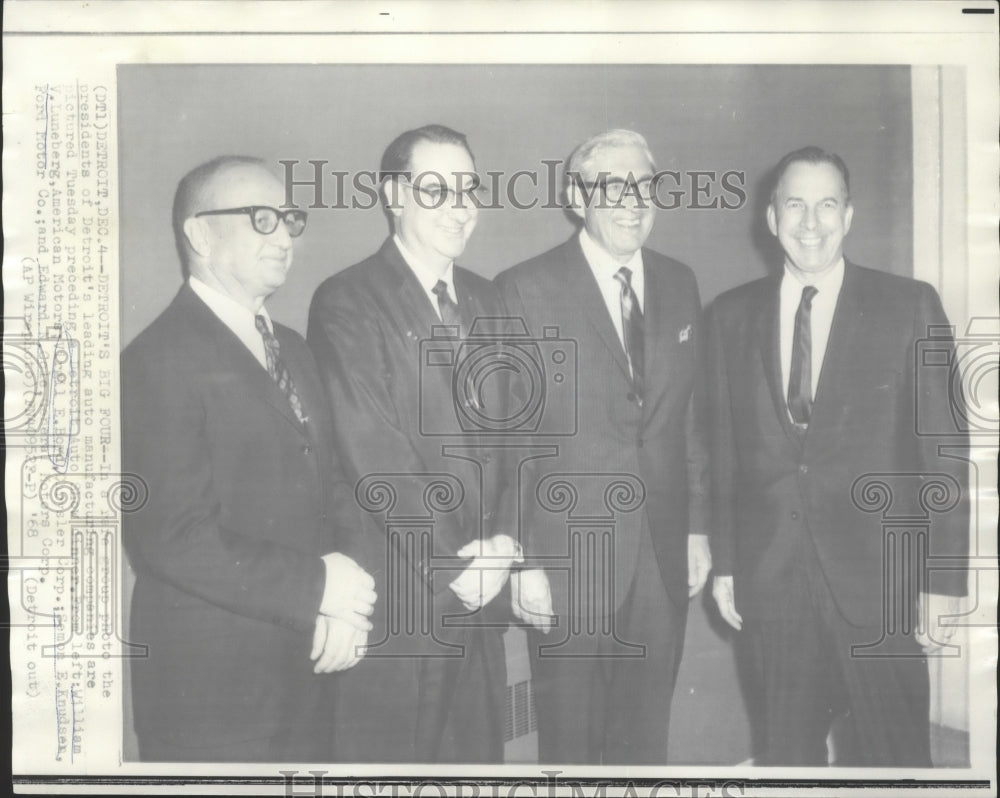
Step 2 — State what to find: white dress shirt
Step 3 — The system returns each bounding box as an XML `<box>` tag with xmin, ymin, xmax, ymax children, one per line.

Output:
<box><xmin>578</xmin><ymin>229</ymin><xmax>645</xmax><ymax>368</ymax></box>
<box><xmin>189</xmin><ymin>275</ymin><xmax>272</xmax><ymax>371</ymax></box>
<box><xmin>394</xmin><ymin>234</ymin><xmax>456</xmax><ymax>320</ymax></box>
<box><xmin>779</xmin><ymin>258</ymin><xmax>845</xmax><ymax>414</ymax></box>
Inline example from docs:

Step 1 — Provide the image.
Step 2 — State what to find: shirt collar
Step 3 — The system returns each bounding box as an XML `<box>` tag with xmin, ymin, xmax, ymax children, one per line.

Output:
<box><xmin>189</xmin><ymin>274</ymin><xmax>272</xmax><ymax>333</ymax></box>
<box><xmin>781</xmin><ymin>257</ymin><xmax>845</xmax><ymax>299</ymax></box>
<box><xmin>578</xmin><ymin>228</ymin><xmax>644</xmax><ymax>282</ymax></box>
<box><xmin>394</xmin><ymin>234</ymin><xmax>456</xmax><ymax>302</ymax></box>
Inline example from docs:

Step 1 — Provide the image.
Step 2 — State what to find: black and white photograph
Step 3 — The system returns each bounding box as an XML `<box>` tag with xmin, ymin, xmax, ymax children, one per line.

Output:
<box><xmin>4</xmin><ymin>2</ymin><xmax>998</xmax><ymax>795</ymax></box>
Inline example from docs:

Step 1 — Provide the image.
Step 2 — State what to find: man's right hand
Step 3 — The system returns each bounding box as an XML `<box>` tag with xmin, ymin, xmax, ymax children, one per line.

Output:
<box><xmin>311</xmin><ymin>615</ymin><xmax>368</xmax><ymax>673</ymax></box>
<box><xmin>712</xmin><ymin>574</ymin><xmax>743</xmax><ymax>631</ymax></box>
<box><xmin>320</xmin><ymin>552</ymin><xmax>377</xmax><ymax>628</ymax></box>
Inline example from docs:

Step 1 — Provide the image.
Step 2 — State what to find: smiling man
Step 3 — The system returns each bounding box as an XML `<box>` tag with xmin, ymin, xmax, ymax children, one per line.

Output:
<box><xmin>704</xmin><ymin>146</ymin><xmax>969</xmax><ymax>765</ymax></box>
<box><xmin>123</xmin><ymin>156</ymin><xmax>375</xmax><ymax>761</ymax></box>
<box><xmin>307</xmin><ymin>125</ymin><xmax>516</xmax><ymax>762</ymax></box>
<box><xmin>495</xmin><ymin>129</ymin><xmax>711</xmax><ymax>764</ymax></box>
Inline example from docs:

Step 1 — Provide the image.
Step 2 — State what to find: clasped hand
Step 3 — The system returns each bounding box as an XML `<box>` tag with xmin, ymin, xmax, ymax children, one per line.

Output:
<box><xmin>449</xmin><ymin>534</ymin><xmax>520</xmax><ymax>611</ymax></box>
<box><xmin>511</xmin><ymin>568</ymin><xmax>554</xmax><ymax>633</ymax></box>
<box><xmin>311</xmin><ymin>552</ymin><xmax>377</xmax><ymax>673</ymax></box>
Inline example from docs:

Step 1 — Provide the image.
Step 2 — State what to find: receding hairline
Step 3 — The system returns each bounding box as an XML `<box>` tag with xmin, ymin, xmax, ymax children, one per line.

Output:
<box><xmin>768</xmin><ymin>146</ymin><xmax>851</xmax><ymax>207</ymax></box>
<box><xmin>406</xmin><ymin>137</ymin><xmax>476</xmax><ymax>169</ymax></box>
<box><xmin>379</xmin><ymin>124</ymin><xmax>475</xmax><ymax>182</ymax></box>
<box><xmin>770</xmin><ymin>159</ymin><xmax>851</xmax><ymax>206</ymax></box>
<box><xmin>193</xmin><ymin>160</ymin><xmax>278</xmax><ymax>209</ymax></box>
<box><xmin>171</xmin><ymin>155</ymin><xmax>279</xmax><ymax>266</ymax></box>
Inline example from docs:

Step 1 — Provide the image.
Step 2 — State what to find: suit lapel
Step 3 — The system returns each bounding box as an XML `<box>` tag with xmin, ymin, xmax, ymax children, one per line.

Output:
<box><xmin>755</xmin><ymin>276</ymin><xmax>799</xmax><ymax>443</ymax></box>
<box><xmin>453</xmin><ymin>267</ymin><xmax>481</xmax><ymax>332</ymax></box>
<box><xmin>376</xmin><ymin>238</ymin><xmax>462</xmax><ymax>409</ymax></box>
<box><xmin>807</xmin><ymin>261</ymin><xmax>863</xmax><ymax>433</ymax></box>
<box><xmin>179</xmin><ymin>284</ymin><xmax>308</xmax><ymax>437</ymax></box>
<box><xmin>641</xmin><ymin>253</ymin><xmax>673</xmax><ymax>408</ymax></box>
<box><xmin>380</xmin><ymin>238</ymin><xmax>446</xmax><ymax>336</ymax></box>
<box><xmin>563</xmin><ymin>238</ymin><xmax>631</xmax><ymax>382</ymax></box>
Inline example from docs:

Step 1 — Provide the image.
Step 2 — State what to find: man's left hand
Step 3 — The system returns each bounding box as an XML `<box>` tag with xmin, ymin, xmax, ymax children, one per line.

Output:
<box><xmin>688</xmin><ymin>534</ymin><xmax>712</xmax><ymax>598</ymax></box>
<box><xmin>449</xmin><ymin>534</ymin><xmax>520</xmax><ymax>611</ymax></box>
<box><xmin>916</xmin><ymin>591</ymin><xmax>962</xmax><ymax>653</ymax></box>
<box><xmin>511</xmin><ymin>568</ymin><xmax>554</xmax><ymax>633</ymax></box>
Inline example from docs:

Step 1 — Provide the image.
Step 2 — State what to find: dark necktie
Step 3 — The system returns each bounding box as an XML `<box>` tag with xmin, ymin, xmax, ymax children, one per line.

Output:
<box><xmin>614</xmin><ymin>266</ymin><xmax>644</xmax><ymax>395</ymax></box>
<box><xmin>255</xmin><ymin>315</ymin><xmax>307</xmax><ymax>425</ymax></box>
<box><xmin>432</xmin><ymin>279</ymin><xmax>464</xmax><ymax>334</ymax></box>
<box><xmin>787</xmin><ymin>285</ymin><xmax>819</xmax><ymax>426</ymax></box>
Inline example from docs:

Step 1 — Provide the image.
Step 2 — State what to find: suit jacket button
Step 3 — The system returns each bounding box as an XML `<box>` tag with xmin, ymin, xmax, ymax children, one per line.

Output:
<box><xmin>302</xmin><ymin>444</ymin><xmax>312</xmax><ymax>454</ymax></box>
<box><xmin>791</xmin><ymin>511</ymin><xmax>799</xmax><ymax>520</ymax></box>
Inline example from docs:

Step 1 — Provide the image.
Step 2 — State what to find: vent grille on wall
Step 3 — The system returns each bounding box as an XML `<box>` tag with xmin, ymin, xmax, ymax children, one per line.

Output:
<box><xmin>504</xmin><ymin>679</ymin><xmax>537</xmax><ymax>742</ymax></box>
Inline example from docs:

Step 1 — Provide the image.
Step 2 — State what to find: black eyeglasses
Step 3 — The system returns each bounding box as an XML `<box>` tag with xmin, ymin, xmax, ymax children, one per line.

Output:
<box><xmin>194</xmin><ymin>206</ymin><xmax>308</xmax><ymax>237</ymax></box>
<box><xmin>398</xmin><ymin>178</ymin><xmax>486</xmax><ymax>209</ymax></box>
<box><xmin>574</xmin><ymin>175</ymin><xmax>659</xmax><ymax>203</ymax></box>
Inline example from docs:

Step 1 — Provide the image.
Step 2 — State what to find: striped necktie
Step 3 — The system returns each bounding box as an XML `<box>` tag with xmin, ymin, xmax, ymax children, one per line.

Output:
<box><xmin>255</xmin><ymin>315</ymin><xmax>307</xmax><ymax>425</ymax></box>
<box><xmin>614</xmin><ymin>266</ymin><xmax>644</xmax><ymax>396</ymax></box>
<box><xmin>787</xmin><ymin>285</ymin><xmax>819</xmax><ymax>426</ymax></box>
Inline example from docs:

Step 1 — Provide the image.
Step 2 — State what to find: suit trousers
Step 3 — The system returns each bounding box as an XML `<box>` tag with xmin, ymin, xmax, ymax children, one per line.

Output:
<box><xmin>529</xmin><ymin>522</ymin><xmax>687</xmax><ymax>765</ymax></box>
<box><xmin>415</xmin><ymin>620</ymin><xmax>506</xmax><ymax>762</ymax></box>
<box><xmin>744</xmin><ymin>533</ymin><xmax>932</xmax><ymax>767</ymax></box>
<box><xmin>332</xmin><ymin>589</ymin><xmax>506</xmax><ymax>763</ymax></box>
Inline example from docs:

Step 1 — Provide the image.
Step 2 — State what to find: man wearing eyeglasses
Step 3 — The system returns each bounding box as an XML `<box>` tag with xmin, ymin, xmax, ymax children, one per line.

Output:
<box><xmin>122</xmin><ymin>156</ymin><xmax>376</xmax><ymax>761</ymax></box>
<box><xmin>494</xmin><ymin>129</ymin><xmax>711</xmax><ymax>764</ymax></box>
<box><xmin>307</xmin><ymin>125</ymin><xmax>515</xmax><ymax>762</ymax></box>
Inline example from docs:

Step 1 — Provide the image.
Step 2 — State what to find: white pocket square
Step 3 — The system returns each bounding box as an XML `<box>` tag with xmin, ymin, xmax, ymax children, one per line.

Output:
<box><xmin>678</xmin><ymin>324</ymin><xmax>692</xmax><ymax>343</ymax></box>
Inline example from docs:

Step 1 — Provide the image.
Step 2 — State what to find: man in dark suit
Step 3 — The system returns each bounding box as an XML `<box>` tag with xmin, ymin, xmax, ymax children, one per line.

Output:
<box><xmin>494</xmin><ymin>129</ymin><xmax>712</xmax><ymax>764</ymax></box>
<box><xmin>307</xmin><ymin>125</ymin><xmax>517</xmax><ymax>762</ymax></box>
<box><xmin>706</xmin><ymin>146</ymin><xmax>968</xmax><ymax>766</ymax></box>
<box><xmin>123</xmin><ymin>156</ymin><xmax>376</xmax><ymax>761</ymax></box>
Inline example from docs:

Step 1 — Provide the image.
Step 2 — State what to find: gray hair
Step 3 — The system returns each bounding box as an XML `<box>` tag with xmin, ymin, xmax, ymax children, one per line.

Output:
<box><xmin>566</xmin><ymin>129</ymin><xmax>656</xmax><ymax>184</ymax></box>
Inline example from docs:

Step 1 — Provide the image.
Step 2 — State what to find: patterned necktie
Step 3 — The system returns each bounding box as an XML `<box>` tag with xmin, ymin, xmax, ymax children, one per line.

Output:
<box><xmin>787</xmin><ymin>285</ymin><xmax>819</xmax><ymax>426</ymax></box>
<box><xmin>432</xmin><ymin>279</ymin><xmax>464</xmax><ymax>334</ymax></box>
<box><xmin>255</xmin><ymin>315</ymin><xmax>307</xmax><ymax>425</ymax></box>
<box><xmin>614</xmin><ymin>266</ymin><xmax>644</xmax><ymax>395</ymax></box>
